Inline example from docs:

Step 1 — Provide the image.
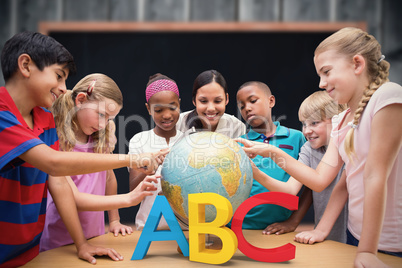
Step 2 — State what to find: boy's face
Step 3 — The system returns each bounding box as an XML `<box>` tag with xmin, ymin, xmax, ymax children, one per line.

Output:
<box><xmin>236</xmin><ymin>85</ymin><xmax>275</xmax><ymax>129</ymax></box>
<box><xmin>29</xmin><ymin>63</ymin><xmax>69</xmax><ymax>108</ymax></box>
<box><xmin>301</xmin><ymin>118</ymin><xmax>332</xmax><ymax>149</ymax></box>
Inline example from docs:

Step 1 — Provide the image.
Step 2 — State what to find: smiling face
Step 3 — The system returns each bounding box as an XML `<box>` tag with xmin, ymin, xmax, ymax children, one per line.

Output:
<box><xmin>193</xmin><ymin>82</ymin><xmax>228</xmax><ymax>131</ymax></box>
<box><xmin>301</xmin><ymin>118</ymin><xmax>332</xmax><ymax>149</ymax></box>
<box><xmin>29</xmin><ymin>62</ymin><xmax>69</xmax><ymax>108</ymax></box>
<box><xmin>75</xmin><ymin>95</ymin><xmax>121</xmax><ymax>143</ymax></box>
<box><xmin>236</xmin><ymin>85</ymin><xmax>275</xmax><ymax>129</ymax></box>
<box><xmin>146</xmin><ymin>91</ymin><xmax>180</xmax><ymax>137</ymax></box>
<box><xmin>314</xmin><ymin>49</ymin><xmax>360</xmax><ymax>106</ymax></box>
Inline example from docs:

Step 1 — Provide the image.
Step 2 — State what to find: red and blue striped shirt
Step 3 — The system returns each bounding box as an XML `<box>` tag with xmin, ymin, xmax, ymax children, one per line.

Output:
<box><xmin>0</xmin><ymin>86</ymin><xmax>59</xmax><ymax>267</ymax></box>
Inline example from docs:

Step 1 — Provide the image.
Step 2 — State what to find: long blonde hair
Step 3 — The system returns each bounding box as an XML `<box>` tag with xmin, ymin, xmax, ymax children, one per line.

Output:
<box><xmin>298</xmin><ymin>90</ymin><xmax>346</xmax><ymax>122</ymax></box>
<box><xmin>315</xmin><ymin>27</ymin><xmax>390</xmax><ymax>158</ymax></box>
<box><xmin>51</xmin><ymin>73</ymin><xmax>123</xmax><ymax>153</ymax></box>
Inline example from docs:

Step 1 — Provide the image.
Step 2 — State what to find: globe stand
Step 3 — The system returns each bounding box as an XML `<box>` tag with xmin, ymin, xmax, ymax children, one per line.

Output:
<box><xmin>205</xmin><ymin>234</ymin><xmax>214</xmax><ymax>247</ymax></box>
<box><xmin>205</xmin><ymin>234</ymin><xmax>222</xmax><ymax>250</ymax></box>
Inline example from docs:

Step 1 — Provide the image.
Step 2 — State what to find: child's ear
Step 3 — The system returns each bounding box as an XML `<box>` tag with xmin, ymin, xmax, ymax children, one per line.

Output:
<box><xmin>353</xmin><ymin>54</ymin><xmax>366</xmax><ymax>75</ymax></box>
<box><xmin>145</xmin><ymin>103</ymin><xmax>151</xmax><ymax>115</ymax></box>
<box><xmin>75</xmin><ymin>92</ymin><xmax>88</xmax><ymax>107</ymax></box>
<box><xmin>269</xmin><ymin>95</ymin><xmax>276</xmax><ymax>108</ymax></box>
<box><xmin>225</xmin><ymin>93</ymin><xmax>229</xmax><ymax>106</ymax></box>
<box><xmin>18</xmin><ymin>54</ymin><xmax>32</xmax><ymax>78</ymax></box>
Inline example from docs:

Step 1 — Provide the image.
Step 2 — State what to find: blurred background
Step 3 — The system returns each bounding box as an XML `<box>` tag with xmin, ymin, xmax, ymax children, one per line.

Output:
<box><xmin>0</xmin><ymin>0</ymin><xmax>401</xmax><ymax>224</ymax></box>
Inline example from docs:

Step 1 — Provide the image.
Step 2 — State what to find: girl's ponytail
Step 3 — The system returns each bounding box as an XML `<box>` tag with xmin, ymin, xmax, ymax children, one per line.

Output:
<box><xmin>315</xmin><ymin>27</ymin><xmax>390</xmax><ymax>160</ymax></box>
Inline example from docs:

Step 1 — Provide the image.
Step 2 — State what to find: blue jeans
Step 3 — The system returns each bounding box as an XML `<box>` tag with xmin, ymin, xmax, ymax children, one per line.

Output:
<box><xmin>346</xmin><ymin>229</ymin><xmax>402</xmax><ymax>258</ymax></box>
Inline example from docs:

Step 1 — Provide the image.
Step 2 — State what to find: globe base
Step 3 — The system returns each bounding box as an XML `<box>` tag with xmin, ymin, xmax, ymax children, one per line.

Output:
<box><xmin>177</xmin><ymin>235</ymin><xmax>222</xmax><ymax>255</ymax></box>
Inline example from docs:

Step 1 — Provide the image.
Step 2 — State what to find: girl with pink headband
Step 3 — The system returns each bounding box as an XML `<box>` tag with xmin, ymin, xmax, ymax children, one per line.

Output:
<box><xmin>128</xmin><ymin>73</ymin><xmax>183</xmax><ymax>230</ymax></box>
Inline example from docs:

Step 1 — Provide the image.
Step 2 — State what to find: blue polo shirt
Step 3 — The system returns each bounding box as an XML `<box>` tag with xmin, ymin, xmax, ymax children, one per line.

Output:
<box><xmin>241</xmin><ymin>121</ymin><xmax>306</xmax><ymax>230</ymax></box>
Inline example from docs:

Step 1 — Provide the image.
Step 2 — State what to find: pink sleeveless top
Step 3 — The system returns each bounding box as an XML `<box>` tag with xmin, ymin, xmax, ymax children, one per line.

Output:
<box><xmin>40</xmin><ymin>137</ymin><xmax>107</xmax><ymax>251</ymax></box>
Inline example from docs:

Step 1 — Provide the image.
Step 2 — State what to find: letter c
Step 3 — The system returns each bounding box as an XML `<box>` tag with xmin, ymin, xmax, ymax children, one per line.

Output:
<box><xmin>231</xmin><ymin>192</ymin><xmax>298</xmax><ymax>262</ymax></box>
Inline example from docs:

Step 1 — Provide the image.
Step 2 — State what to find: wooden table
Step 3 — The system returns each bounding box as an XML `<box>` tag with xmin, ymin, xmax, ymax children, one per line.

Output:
<box><xmin>24</xmin><ymin>230</ymin><xmax>401</xmax><ymax>267</ymax></box>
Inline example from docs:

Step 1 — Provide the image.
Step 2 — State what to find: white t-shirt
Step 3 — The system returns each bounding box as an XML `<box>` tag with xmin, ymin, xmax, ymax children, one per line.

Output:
<box><xmin>176</xmin><ymin>110</ymin><xmax>246</xmax><ymax>139</ymax></box>
<box><xmin>331</xmin><ymin>82</ymin><xmax>402</xmax><ymax>252</ymax></box>
<box><xmin>128</xmin><ymin>129</ymin><xmax>183</xmax><ymax>230</ymax></box>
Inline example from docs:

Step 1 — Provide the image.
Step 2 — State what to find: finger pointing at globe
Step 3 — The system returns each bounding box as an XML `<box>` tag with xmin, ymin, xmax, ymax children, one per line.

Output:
<box><xmin>160</xmin><ymin>132</ymin><xmax>253</xmax><ymax>226</ymax></box>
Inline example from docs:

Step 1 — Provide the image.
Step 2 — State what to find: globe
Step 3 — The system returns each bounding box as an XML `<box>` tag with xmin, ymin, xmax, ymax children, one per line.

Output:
<box><xmin>161</xmin><ymin>131</ymin><xmax>253</xmax><ymax>226</ymax></box>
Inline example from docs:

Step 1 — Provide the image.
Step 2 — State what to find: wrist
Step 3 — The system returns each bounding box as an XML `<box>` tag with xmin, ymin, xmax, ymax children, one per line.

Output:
<box><xmin>315</xmin><ymin>226</ymin><xmax>330</xmax><ymax>237</ymax></box>
<box><xmin>74</xmin><ymin>237</ymin><xmax>88</xmax><ymax>250</ymax></box>
<box><xmin>128</xmin><ymin>154</ymin><xmax>140</xmax><ymax>169</ymax></box>
<box><xmin>109</xmin><ymin>218</ymin><xmax>121</xmax><ymax>226</ymax></box>
<box><xmin>286</xmin><ymin>216</ymin><xmax>302</xmax><ymax>227</ymax></box>
<box><xmin>120</xmin><ymin>193</ymin><xmax>131</xmax><ymax>208</ymax></box>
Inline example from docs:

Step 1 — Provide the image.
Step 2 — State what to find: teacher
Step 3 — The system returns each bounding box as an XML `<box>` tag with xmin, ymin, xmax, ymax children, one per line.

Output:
<box><xmin>177</xmin><ymin>69</ymin><xmax>246</xmax><ymax>138</ymax></box>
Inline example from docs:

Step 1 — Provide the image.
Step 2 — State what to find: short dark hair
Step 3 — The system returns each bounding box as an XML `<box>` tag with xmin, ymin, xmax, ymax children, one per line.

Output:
<box><xmin>238</xmin><ymin>81</ymin><xmax>272</xmax><ymax>96</ymax></box>
<box><xmin>1</xmin><ymin>31</ymin><xmax>76</xmax><ymax>82</ymax></box>
<box><xmin>146</xmin><ymin>73</ymin><xmax>176</xmax><ymax>87</ymax></box>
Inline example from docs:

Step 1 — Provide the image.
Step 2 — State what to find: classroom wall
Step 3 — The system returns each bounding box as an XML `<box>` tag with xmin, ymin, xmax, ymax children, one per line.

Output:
<box><xmin>0</xmin><ymin>0</ymin><xmax>401</xmax><ymax>224</ymax></box>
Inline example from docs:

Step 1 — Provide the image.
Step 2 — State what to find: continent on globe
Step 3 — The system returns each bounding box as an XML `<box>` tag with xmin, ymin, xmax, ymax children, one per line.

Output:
<box><xmin>161</xmin><ymin>131</ymin><xmax>253</xmax><ymax>224</ymax></box>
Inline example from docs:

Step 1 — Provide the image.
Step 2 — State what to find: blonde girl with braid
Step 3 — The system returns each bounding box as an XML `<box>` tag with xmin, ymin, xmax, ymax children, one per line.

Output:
<box><xmin>40</xmin><ymin>73</ymin><xmax>160</xmax><ymax>252</ymax></box>
<box><xmin>236</xmin><ymin>27</ymin><xmax>402</xmax><ymax>266</ymax></box>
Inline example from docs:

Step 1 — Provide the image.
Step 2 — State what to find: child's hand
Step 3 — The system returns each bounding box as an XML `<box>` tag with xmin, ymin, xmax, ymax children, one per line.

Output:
<box><xmin>234</xmin><ymin>138</ymin><xmax>273</xmax><ymax>158</ymax></box>
<box><xmin>263</xmin><ymin>220</ymin><xmax>297</xmax><ymax>235</ymax></box>
<box><xmin>109</xmin><ymin>220</ymin><xmax>133</xmax><ymax>237</ymax></box>
<box><xmin>127</xmin><ymin>175</ymin><xmax>159</xmax><ymax>205</ymax></box>
<box><xmin>76</xmin><ymin>242</ymin><xmax>123</xmax><ymax>264</ymax></box>
<box><xmin>354</xmin><ymin>252</ymin><xmax>389</xmax><ymax>268</ymax></box>
<box><xmin>294</xmin><ymin>229</ymin><xmax>326</xmax><ymax>244</ymax></box>
<box><xmin>130</xmin><ymin>149</ymin><xmax>169</xmax><ymax>174</ymax></box>
<box><xmin>249</xmin><ymin>159</ymin><xmax>259</xmax><ymax>174</ymax></box>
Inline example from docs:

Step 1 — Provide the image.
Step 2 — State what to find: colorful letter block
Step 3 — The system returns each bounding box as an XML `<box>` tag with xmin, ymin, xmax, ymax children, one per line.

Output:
<box><xmin>231</xmin><ymin>192</ymin><xmax>299</xmax><ymax>262</ymax></box>
<box><xmin>188</xmin><ymin>193</ymin><xmax>238</xmax><ymax>264</ymax></box>
<box><xmin>131</xmin><ymin>195</ymin><xmax>189</xmax><ymax>260</ymax></box>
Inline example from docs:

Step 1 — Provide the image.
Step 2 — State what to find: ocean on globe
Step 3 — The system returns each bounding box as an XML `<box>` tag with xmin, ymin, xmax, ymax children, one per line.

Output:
<box><xmin>160</xmin><ymin>131</ymin><xmax>253</xmax><ymax>225</ymax></box>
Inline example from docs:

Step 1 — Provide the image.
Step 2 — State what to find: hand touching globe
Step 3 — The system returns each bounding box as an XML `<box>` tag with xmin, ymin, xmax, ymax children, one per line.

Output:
<box><xmin>161</xmin><ymin>132</ymin><xmax>253</xmax><ymax>227</ymax></box>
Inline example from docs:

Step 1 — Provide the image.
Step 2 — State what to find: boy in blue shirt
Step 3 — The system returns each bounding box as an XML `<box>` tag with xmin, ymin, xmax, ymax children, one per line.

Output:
<box><xmin>236</xmin><ymin>81</ymin><xmax>306</xmax><ymax>230</ymax></box>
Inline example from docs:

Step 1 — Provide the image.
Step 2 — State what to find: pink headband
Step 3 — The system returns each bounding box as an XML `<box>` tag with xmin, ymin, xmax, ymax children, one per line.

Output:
<box><xmin>145</xmin><ymin>79</ymin><xmax>179</xmax><ymax>102</ymax></box>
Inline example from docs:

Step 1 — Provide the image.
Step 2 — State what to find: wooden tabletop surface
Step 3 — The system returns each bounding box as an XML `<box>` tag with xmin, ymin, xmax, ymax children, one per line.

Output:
<box><xmin>24</xmin><ymin>229</ymin><xmax>401</xmax><ymax>267</ymax></box>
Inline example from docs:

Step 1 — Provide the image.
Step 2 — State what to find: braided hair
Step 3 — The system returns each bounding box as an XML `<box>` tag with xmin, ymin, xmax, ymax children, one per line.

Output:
<box><xmin>315</xmin><ymin>27</ymin><xmax>390</xmax><ymax>159</ymax></box>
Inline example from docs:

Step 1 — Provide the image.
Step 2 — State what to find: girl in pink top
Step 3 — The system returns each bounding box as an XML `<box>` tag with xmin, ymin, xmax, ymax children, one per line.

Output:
<box><xmin>40</xmin><ymin>73</ymin><xmax>159</xmax><ymax>252</ymax></box>
<box><xmin>236</xmin><ymin>27</ymin><xmax>402</xmax><ymax>267</ymax></box>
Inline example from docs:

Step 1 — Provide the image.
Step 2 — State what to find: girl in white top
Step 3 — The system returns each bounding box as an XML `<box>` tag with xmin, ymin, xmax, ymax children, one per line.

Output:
<box><xmin>129</xmin><ymin>74</ymin><xmax>183</xmax><ymax>230</ymax></box>
<box><xmin>176</xmin><ymin>70</ymin><xmax>245</xmax><ymax>138</ymax></box>
<box><xmin>236</xmin><ymin>27</ymin><xmax>402</xmax><ymax>267</ymax></box>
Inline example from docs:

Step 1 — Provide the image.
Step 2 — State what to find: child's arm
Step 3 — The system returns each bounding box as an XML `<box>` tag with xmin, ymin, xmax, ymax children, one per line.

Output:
<box><xmin>235</xmin><ymin>138</ymin><xmax>343</xmax><ymax>192</ymax></box>
<box><xmin>105</xmin><ymin>170</ymin><xmax>133</xmax><ymax>237</ymax></box>
<box><xmin>61</xmin><ymin>175</ymin><xmax>158</xmax><ymax>211</ymax></box>
<box><xmin>294</xmin><ymin>170</ymin><xmax>347</xmax><ymax>244</ymax></box>
<box><xmin>263</xmin><ymin>187</ymin><xmax>313</xmax><ymax>235</ymax></box>
<box><xmin>20</xmin><ymin>146</ymin><xmax>168</xmax><ymax>176</ymax></box>
<box><xmin>355</xmin><ymin>104</ymin><xmax>402</xmax><ymax>267</ymax></box>
<box><xmin>252</xmin><ymin>163</ymin><xmax>303</xmax><ymax>195</ymax></box>
<box><xmin>48</xmin><ymin>176</ymin><xmax>123</xmax><ymax>264</ymax></box>
<box><xmin>129</xmin><ymin>167</ymin><xmax>147</xmax><ymax>191</ymax></box>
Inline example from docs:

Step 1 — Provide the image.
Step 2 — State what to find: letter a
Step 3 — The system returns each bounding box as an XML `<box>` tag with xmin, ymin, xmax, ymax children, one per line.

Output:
<box><xmin>131</xmin><ymin>196</ymin><xmax>189</xmax><ymax>260</ymax></box>
<box><xmin>188</xmin><ymin>193</ymin><xmax>237</xmax><ymax>264</ymax></box>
